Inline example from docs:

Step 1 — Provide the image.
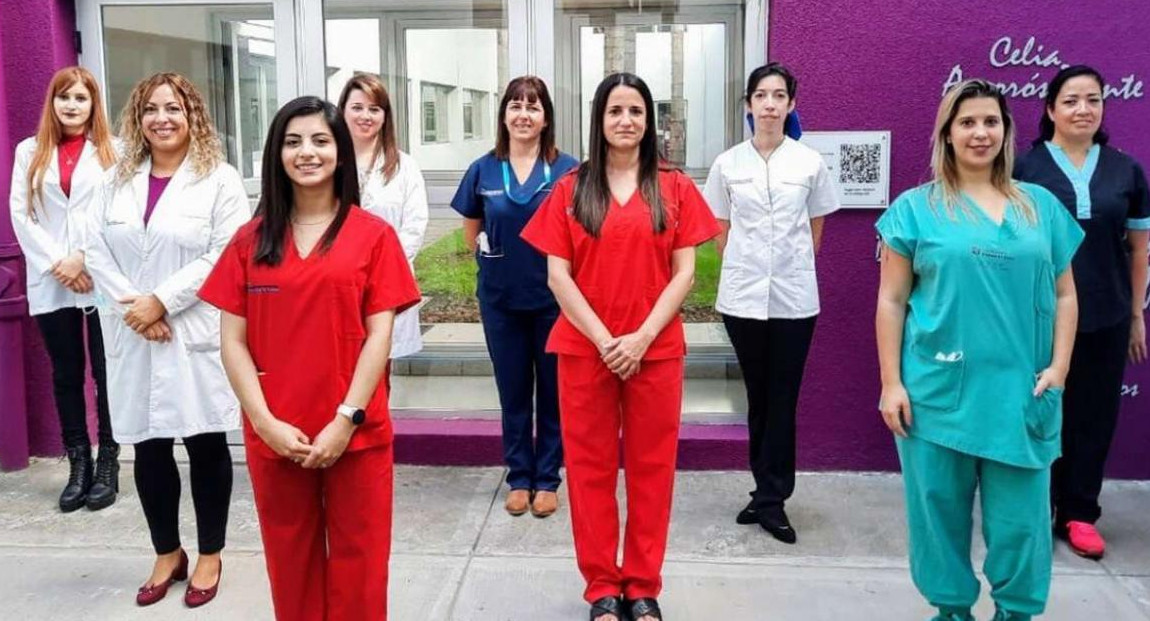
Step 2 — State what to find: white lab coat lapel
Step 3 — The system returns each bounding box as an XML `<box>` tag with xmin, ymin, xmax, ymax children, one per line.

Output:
<box><xmin>138</xmin><ymin>156</ymin><xmax>195</xmax><ymax>253</ymax></box>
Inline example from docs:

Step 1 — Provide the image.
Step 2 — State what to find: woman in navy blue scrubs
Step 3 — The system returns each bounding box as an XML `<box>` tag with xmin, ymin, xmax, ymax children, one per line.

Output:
<box><xmin>1015</xmin><ymin>65</ymin><xmax>1150</xmax><ymax>560</ymax></box>
<box><xmin>451</xmin><ymin>76</ymin><xmax>579</xmax><ymax>518</ymax></box>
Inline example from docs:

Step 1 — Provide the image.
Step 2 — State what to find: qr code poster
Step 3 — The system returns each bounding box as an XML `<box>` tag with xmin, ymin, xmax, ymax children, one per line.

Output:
<box><xmin>800</xmin><ymin>131</ymin><xmax>891</xmax><ymax>208</ymax></box>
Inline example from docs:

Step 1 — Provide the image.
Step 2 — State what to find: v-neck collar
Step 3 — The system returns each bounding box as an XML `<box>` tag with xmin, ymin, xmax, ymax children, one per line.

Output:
<box><xmin>1045</xmin><ymin>141</ymin><xmax>1099</xmax><ymax>219</ymax></box>
<box><xmin>288</xmin><ymin>222</ymin><xmax>336</xmax><ymax>261</ymax></box>
<box><xmin>960</xmin><ymin>192</ymin><xmax>1011</xmax><ymax>228</ymax></box>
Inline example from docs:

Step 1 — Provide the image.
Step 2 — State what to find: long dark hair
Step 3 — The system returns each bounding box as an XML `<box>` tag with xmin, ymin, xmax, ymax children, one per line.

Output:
<box><xmin>1035</xmin><ymin>65</ymin><xmax>1110</xmax><ymax>147</ymax></box>
<box><xmin>337</xmin><ymin>73</ymin><xmax>400</xmax><ymax>183</ymax></box>
<box><xmin>574</xmin><ymin>72</ymin><xmax>665</xmax><ymax>237</ymax></box>
<box><xmin>494</xmin><ymin>75</ymin><xmax>559</xmax><ymax>163</ymax></box>
<box><xmin>254</xmin><ymin>96</ymin><xmax>359</xmax><ymax>266</ymax></box>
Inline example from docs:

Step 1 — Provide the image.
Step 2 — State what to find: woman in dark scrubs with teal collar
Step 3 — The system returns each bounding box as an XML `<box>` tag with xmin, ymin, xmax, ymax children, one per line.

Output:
<box><xmin>1015</xmin><ymin>65</ymin><xmax>1150</xmax><ymax>560</ymax></box>
<box><xmin>451</xmin><ymin>76</ymin><xmax>579</xmax><ymax>518</ymax></box>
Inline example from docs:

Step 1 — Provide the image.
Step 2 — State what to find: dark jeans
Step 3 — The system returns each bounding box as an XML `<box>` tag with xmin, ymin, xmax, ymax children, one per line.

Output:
<box><xmin>33</xmin><ymin>307</ymin><xmax>114</xmax><ymax>448</ymax></box>
<box><xmin>722</xmin><ymin>314</ymin><xmax>817</xmax><ymax>510</ymax></box>
<box><xmin>479</xmin><ymin>301</ymin><xmax>563</xmax><ymax>492</ymax></box>
<box><xmin>1052</xmin><ymin>318</ymin><xmax>1131</xmax><ymax>525</ymax></box>
<box><xmin>134</xmin><ymin>433</ymin><xmax>233</xmax><ymax>554</ymax></box>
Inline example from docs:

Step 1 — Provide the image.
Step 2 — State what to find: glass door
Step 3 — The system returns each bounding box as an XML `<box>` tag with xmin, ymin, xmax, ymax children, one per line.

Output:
<box><xmin>76</xmin><ymin>0</ymin><xmax>298</xmax><ymax>196</ymax></box>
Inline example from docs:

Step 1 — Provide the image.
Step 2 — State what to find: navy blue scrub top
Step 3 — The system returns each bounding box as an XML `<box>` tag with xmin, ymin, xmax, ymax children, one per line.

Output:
<box><xmin>451</xmin><ymin>151</ymin><xmax>580</xmax><ymax>311</ymax></box>
<box><xmin>1015</xmin><ymin>143</ymin><xmax>1150</xmax><ymax>332</ymax></box>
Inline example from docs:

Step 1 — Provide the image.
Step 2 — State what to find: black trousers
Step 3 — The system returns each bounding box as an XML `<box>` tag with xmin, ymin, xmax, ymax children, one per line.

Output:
<box><xmin>1052</xmin><ymin>318</ymin><xmax>1131</xmax><ymax>525</ymax></box>
<box><xmin>722</xmin><ymin>314</ymin><xmax>817</xmax><ymax>510</ymax></box>
<box><xmin>134</xmin><ymin>433</ymin><xmax>233</xmax><ymax>555</ymax></box>
<box><xmin>33</xmin><ymin>307</ymin><xmax>114</xmax><ymax>448</ymax></box>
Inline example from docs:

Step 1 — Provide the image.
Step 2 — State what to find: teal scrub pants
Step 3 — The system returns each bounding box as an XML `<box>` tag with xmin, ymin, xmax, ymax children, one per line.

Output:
<box><xmin>897</xmin><ymin>435</ymin><xmax>1052</xmax><ymax>619</ymax></box>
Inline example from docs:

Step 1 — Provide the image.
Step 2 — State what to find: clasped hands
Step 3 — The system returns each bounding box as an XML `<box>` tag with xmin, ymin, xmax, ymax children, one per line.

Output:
<box><xmin>256</xmin><ymin>415</ymin><xmax>355</xmax><ymax>469</ymax></box>
<box><xmin>118</xmin><ymin>294</ymin><xmax>172</xmax><ymax>343</ymax></box>
<box><xmin>49</xmin><ymin>252</ymin><xmax>93</xmax><ymax>294</ymax></box>
<box><xmin>598</xmin><ymin>330</ymin><xmax>654</xmax><ymax>381</ymax></box>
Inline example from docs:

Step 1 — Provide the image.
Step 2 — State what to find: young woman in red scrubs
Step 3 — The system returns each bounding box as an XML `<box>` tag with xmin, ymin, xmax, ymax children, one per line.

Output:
<box><xmin>199</xmin><ymin>96</ymin><xmax>419</xmax><ymax>621</ymax></box>
<box><xmin>521</xmin><ymin>72</ymin><xmax>719</xmax><ymax>621</ymax></box>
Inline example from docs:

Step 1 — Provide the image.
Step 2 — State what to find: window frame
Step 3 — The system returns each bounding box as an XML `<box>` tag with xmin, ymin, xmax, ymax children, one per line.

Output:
<box><xmin>77</xmin><ymin>0</ymin><xmax>769</xmax><ymax>197</ymax></box>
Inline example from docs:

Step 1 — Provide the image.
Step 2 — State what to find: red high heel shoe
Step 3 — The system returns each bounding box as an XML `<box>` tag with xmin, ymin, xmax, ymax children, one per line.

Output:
<box><xmin>184</xmin><ymin>559</ymin><xmax>222</xmax><ymax>608</ymax></box>
<box><xmin>136</xmin><ymin>549</ymin><xmax>188</xmax><ymax>606</ymax></box>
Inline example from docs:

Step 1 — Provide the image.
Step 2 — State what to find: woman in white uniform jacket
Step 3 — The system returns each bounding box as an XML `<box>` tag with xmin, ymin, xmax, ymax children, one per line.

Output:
<box><xmin>85</xmin><ymin>72</ymin><xmax>248</xmax><ymax>607</ymax></box>
<box><xmin>702</xmin><ymin>63</ymin><xmax>840</xmax><ymax>544</ymax></box>
<box><xmin>8</xmin><ymin>66</ymin><xmax>120</xmax><ymax>513</ymax></box>
<box><xmin>338</xmin><ymin>73</ymin><xmax>428</xmax><ymax>359</ymax></box>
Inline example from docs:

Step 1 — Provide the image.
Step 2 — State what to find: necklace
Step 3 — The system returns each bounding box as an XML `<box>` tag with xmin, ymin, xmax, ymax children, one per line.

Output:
<box><xmin>60</xmin><ymin>138</ymin><xmax>84</xmax><ymax>167</ymax></box>
<box><xmin>291</xmin><ymin>214</ymin><xmax>336</xmax><ymax>226</ymax></box>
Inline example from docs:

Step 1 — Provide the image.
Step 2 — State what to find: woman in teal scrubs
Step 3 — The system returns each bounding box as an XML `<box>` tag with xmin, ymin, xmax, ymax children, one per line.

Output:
<box><xmin>875</xmin><ymin>79</ymin><xmax>1084</xmax><ymax>621</ymax></box>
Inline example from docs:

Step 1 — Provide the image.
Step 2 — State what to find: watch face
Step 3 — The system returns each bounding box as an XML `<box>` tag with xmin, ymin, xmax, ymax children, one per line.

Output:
<box><xmin>352</xmin><ymin>409</ymin><xmax>366</xmax><ymax>425</ymax></box>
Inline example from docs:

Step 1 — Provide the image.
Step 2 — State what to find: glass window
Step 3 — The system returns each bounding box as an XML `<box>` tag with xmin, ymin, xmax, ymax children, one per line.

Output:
<box><xmin>101</xmin><ymin>4</ymin><xmax>278</xmax><ymax>194</ymax></box>
<box><xmin>323</xmin><ymin>0</ymin><xmax>508</xmax><ymax>173</ymax></box>
<box><xmin>462</xmin><ymin>88</ymin><xmax>489</xmax><ymax>140</ymax></box>
<box><xmin>555</xmin><ymin>1</ymin><xmax>743</xmax><ymax>172</ymax></box>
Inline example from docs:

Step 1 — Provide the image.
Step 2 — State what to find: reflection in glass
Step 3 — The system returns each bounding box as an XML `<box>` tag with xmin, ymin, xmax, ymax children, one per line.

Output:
<box><xmin>102</xmin><ymin>4</ymin><xmax>276</xmax><ymax>190</ymax></box>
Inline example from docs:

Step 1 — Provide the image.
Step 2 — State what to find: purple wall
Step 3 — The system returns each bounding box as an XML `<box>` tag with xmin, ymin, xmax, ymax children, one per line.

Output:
<box><xmin>772</xmin><ymin>0</ymin><xmax>1150</xmax><ymax>478</ymax></box>
<box><xmin>0</xmin><ymin>0</ymin><xmax>80</xmax><ymax>469</ymax></box>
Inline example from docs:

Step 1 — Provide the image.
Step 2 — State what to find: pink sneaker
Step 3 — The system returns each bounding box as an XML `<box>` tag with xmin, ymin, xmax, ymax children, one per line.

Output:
<box><xmin>1065</xmin><ymin>521</ymin><xmax>1106</xmax><ymax>559</ymax></box>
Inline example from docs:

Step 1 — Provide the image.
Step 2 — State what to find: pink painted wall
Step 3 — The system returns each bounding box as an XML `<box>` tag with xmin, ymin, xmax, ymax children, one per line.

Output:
<box><xmin>772</xmin><ymin>0</ymin><xmax>1150</xmax><ymax>478</ymax></box>
<box><xmin>0</xmin><ymin>0</ymin><xmax>81</xmax><ymax>467</ymax></box>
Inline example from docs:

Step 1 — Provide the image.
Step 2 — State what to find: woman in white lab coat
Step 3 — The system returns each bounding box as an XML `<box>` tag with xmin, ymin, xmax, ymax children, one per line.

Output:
<box><xmin>338</xmin><ymin>73</ymin><xmax>427</xmax><ymax>360</ymax></box>
<box><xmin>8</xmin><ymin>66</ymin><xmax>119</xmax><ymax>513</ymax></box>
<box><xmin>85</xmin><ymin>72</ymin><xmax>249</xmax><ymax>608</ymax></box>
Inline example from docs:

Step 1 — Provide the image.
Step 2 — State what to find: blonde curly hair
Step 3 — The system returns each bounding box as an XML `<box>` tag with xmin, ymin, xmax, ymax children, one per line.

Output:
<box><xmin>114</xmin><ymin>72</ymin><xmax>223</xmax><ymax>186</ymax></box>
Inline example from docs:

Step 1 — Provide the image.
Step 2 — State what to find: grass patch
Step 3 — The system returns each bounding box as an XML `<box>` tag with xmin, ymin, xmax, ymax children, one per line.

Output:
<box><xmin>414</xmin><ymin>227</ymin><xmax>719</xmax><ymax>314</ymax></box>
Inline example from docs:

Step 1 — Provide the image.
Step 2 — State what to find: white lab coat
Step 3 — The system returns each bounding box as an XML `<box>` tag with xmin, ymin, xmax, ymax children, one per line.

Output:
<box><xmin>8</xmin><ymin>137</ymin><xmax>109</xmax><ymax>315</ymax></box>
<box><xmin>85</xmin><ymin>158</ymin><xmax>250</xmax><ymax>443</ymax></box>
<box><xmin>702</xmin><ymin>138</ymin><xmax>840</xmax><ymax>320</ymax></box>
<box><xmin>358</xmin><ymin>150</ymin><xmax>428</xmax><ymax>359</ymax></box>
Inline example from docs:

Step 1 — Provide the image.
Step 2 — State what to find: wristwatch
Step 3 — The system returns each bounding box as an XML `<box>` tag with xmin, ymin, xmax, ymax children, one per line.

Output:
<box><xmin>336</xmin><ymin>404</ymin><xmax>366</xmax><ymax>426</ymax></box>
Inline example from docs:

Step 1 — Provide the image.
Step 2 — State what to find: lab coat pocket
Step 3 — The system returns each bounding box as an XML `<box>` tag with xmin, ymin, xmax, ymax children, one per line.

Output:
<box><xmin>332</xmin><ymin>283</ymin><xmax>367</xmax><ymax>340</ymax></box>
<box><xmin>170</xmin><ymin>214</ymin><xmax>211</xmax><ymax>250</ymax></box>
<box><xmin>904</xmin><ymin>344</ymin><xmax>964</xmax><ymax>412</ymax></box>
<box><xmin>1024</xmin><ymin>385</ymin><xmax>1063</xmax><ymax>442</ymax></box>
<box><xmin>178</xmin><ymin>305</ymin><xmax>221</xmax><ymax>353</ymax></box>
<box><xmin>727</xmin><ymin>178</ymin><xmax>766</xmax><ymax>229</ymax></box>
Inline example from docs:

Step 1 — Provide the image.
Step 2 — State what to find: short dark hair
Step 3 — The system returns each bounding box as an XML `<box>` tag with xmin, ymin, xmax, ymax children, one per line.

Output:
<box><xmin>1035</xmin><ymin>65</ymin><xmax>1109</xmax><ymax>147</ymax></box>
<box><xmin>254</xmin><ymin>96</ymin><xmax>360</xmax><ymax>266</ymax></box>
<box><xmin>494</xmin><ymin>75</ymin><xmax>559</xmax><ymax>163</ymax></box>
<box><xmin>745</xmin><ymin>62</ymin><xmax>797</xmax><ymax>104</ymax></box>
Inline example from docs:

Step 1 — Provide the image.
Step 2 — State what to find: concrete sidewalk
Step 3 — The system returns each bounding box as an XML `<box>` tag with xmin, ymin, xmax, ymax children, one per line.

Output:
<box><xmin>1</xmin><ymin>460</ymin><xmax>1148</xmax><ymax>620</ymax></box>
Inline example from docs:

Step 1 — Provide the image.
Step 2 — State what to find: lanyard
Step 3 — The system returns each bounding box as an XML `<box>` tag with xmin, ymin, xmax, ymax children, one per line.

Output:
<box><xmin>501</xmin><ymin>159</ymin><xmax>551</xmax><ymax>205</ymax></box>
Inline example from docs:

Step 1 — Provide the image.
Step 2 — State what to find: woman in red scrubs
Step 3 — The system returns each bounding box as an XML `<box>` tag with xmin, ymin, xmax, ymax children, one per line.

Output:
<box><xmin>521</xmin><ymin>72</ymin><xmax>719</xmax><ymax>621</ymax></box>
<box><xmin>198</xmin><ymin>96</ymin><xmax>419</xmax><ymax>621</ymax></box>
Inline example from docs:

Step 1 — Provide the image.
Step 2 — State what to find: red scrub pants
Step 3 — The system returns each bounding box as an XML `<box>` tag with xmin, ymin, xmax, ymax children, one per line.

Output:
<box><xmin>247</xmin><ymin>443</ymin><xmax>393</xmax><ymax>621</ymax></box>
<box><xmin>558</xmin><ymin>354</ymin><xmax>684</xmax><ymax>603</ymax></box>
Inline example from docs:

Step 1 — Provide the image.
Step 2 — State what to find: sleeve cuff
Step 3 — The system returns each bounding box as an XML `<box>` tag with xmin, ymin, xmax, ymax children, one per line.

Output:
<box><xmin>1127</xmin><ymin>217</ymin><xmax>1150</xmax><ymax>230</ymax></box>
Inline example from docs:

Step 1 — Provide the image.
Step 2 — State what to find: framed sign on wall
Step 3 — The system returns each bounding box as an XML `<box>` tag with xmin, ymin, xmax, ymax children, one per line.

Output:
<box><xmin>801</xmin><ymin>130</ymin><xmax>891</xmax><ymax>208</ymax></box>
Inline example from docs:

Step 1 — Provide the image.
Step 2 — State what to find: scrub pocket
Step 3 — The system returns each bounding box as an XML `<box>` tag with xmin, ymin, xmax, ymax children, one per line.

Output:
<box><xmin>332</xmin><ymin>283</ymin><xmax>366</xmax><ymax>340</ymax></box>
<box><xmin>903</xmin><ymin>344</ymin><xmax>964</xmax><ymax>411</ymax></box>
<box><xmin>1024</xmin><ymin>385</ymin><xmax>1063</xmax><ymax>442</ymax></box>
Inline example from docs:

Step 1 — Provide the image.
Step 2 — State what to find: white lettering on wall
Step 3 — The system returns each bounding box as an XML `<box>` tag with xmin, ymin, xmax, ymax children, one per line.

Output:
<box><xmin>942</xmin><ymin>36</ymin><xmax>1145</xmax><ymax>101</ymax></box>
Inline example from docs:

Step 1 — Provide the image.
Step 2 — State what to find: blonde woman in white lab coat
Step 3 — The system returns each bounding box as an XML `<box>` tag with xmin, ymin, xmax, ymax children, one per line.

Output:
<box><xmin>8</xmin><ymin>66</ymin><xmax>119</xmax><ymax>513</ymax></box>
<box><xmin>338</xmin><ymin>73</ymin><xmax>427</xmax><ymax>360</ymax></box>
<box><xmin>85</xmin><ymin>72</ymin><xmax>249</xmax><ymax>608</ymax></box>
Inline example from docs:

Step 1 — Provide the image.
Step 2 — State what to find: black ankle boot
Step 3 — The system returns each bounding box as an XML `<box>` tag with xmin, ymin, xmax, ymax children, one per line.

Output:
<box><xmin>60</xmin><ymin>446</ymin><xmax>93</xmax><ymax>513</ymax></box>
<box><xmin>86</xmin><ymin>443</ymin><xmax>120</xmax><ymax>511</ymax></box>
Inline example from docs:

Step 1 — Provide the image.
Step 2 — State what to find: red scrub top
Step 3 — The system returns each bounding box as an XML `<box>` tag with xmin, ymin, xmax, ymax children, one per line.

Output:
<box><xmin>198</xmin><ymin>207</ymin><xmax>421</xmax><ymax>459</ymax></box>
<box><xmin>521</xmin><ymin>167</ymin><xmax>720</xmax><ymax>359</ymax></box>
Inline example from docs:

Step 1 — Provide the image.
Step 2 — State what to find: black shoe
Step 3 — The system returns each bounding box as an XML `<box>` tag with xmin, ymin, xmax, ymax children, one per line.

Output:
<box><xmin>736</xmin><ymin>503</ymin><xmax>759</xmax><ymax>525</ymax></box>
<box><xmin>59</xmin><ymin>446</ymin><xmax>93</xmax><ymax>513</ymax></box>
<box><xmin>625</xmin><ymin>597</ymin><xmax>663</xmax><ymax>620</ymax></box>
<box><xmin>589</xmin><ymin>596</ymin><xmax>623</xmax><ymax>621</ymax></box>
<box><xmin>87</xmin><ymin>443</ymin><xmax>120</xmax><ymax>511</ymax></box>
<box><xmin>760</xmin><ymin>506</ymin><xmax>797</xmax><ymax>544</ymax></box>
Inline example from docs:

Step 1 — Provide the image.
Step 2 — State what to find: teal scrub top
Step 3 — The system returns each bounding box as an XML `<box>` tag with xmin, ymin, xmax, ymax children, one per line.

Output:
<box><xmin>876</xmin><ymin>182</ymin><xmax>1085</xmax><ymax>469</ymax></box>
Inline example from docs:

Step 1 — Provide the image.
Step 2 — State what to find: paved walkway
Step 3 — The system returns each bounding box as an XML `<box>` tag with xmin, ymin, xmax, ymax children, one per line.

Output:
<box><xmin>1</xmin><ymin>460</ymin><xmax>1148</xmax><ymax>620</ymax></box>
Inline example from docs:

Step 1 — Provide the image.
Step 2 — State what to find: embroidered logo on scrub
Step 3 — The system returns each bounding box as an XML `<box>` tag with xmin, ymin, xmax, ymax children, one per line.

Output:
<box><xmin>247</xmin><ymin>284</ymin><xmax>280</xmax><ymax>294</ymax></box>
<box><xmin>970</xmin><ymin>245</ymin><xmax>1015</xmax><ymax>270</ymax></box>
<box><xmin>934</xmin><ymin>351</ymin><xmax>964</xmax><ymax>362</ymax></box>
